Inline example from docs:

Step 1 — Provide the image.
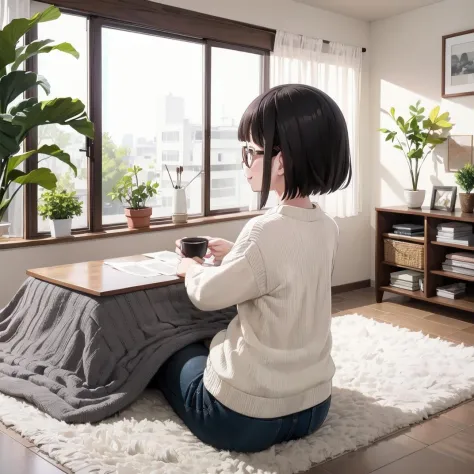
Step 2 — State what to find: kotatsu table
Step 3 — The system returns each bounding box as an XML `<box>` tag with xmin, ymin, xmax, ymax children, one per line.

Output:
<box><xmin>27</xmin><ymin>255</ymin><xmax>182</xmax><ymax>296</ymax></box>
<box><xmin>0</xmin><ymin>255</ymin><xmax>234</xmax><ymax>423</ymax></box>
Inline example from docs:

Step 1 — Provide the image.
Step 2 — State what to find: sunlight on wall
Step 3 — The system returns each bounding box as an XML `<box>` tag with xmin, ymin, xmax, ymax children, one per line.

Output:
<box><xmin>376</xmin><ymin>79</ymin><xmax>474</xmax><ymax>209</ymax></box>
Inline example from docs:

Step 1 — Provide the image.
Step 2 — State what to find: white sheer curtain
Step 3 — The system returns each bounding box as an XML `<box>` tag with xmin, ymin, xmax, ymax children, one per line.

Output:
<box><xmin>1</xmin><ymin>0</ymin><xmax>30</xmax><ymax>236</ymax></box>
<box><xmin>271</xmin><ymin>31</ymin><xmax>362</xmax><ymax>218</ymax></box>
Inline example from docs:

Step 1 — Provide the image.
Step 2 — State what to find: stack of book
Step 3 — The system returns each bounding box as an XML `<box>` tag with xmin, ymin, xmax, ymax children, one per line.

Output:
<box><xmin>436</xmin><ymin>282</ymin><xmax>466</xmax><ymax>299</ymax></box>
<box><xmin>442</xmin><ymin>252</ymin><xmax>474</xmax><ymax>277</ymax></box>
<box><xmin>392</xmin><ymin>223</ymin><xmax>424</xmax><ymax>237</ymax></box>
<box><xmin>390</xmin><ymin>270</ymin><xmax>423</xmax><ymax>291</ymax></box>
<box><xmin>436</xmin><ymin>222</ymin><xmax>474</xmax><ymax>246</ymax></box>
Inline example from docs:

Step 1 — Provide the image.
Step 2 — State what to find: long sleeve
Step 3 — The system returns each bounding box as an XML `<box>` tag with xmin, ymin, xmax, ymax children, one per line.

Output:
<box><xmin>185</xmin><ymin>241</ymin><xmax>266</xmax><ymax>311</ymax></box>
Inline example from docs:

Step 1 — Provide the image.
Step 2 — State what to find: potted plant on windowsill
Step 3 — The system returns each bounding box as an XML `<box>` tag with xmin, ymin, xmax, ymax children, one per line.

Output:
<box><xmin>108</xmin><ymin>165</ymin><xmax>159</xmax><ymax>229</ymax></box>
<box><xmin>379</xmin><ymin>101</ymin><xmax>453</xmax><ymax>209</ymax></box>
<box><xmin>0</xmin><ymin>6</ymin><xmax>94</xmax><ymax>238</ymax></box>
<box><xmin>38</xmin><ymin>188</ymin><xmax>83</xmax><ymax>237</ymax></box>
<box><xmin>455</xmin><ymin>163</ymin><xmax>474</xmax><ymax>213</ymax></box>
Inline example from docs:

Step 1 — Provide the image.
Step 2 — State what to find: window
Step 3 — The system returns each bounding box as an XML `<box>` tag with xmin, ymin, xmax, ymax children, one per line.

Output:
<box><xmin>19</xmin><ymin>3</ymin><xmax>270</xmax><ymax>239</ymax></box>
<box><xmin>162</xmin><ymin>151</ymin><xmax>180</xmax><ymax>162</ymax></box>
<box><xmin>36</xmin><ymin>13</ymin><xmax>89</xmax><ymax>232</ymax></box>
<box><xmin>101</xmin><ymin>28</ymin><xmax>203</xmax><ymax>224</ymax></box>
<box><xmin>210</xmin><ymin>47</ymin><xmax>262</xmax><ymax>211</ymax></box>
<box><xmin>212</xmin><ymin>178</ymin><xmax>235</xmax><ymax>189</ymax></box>
<box><xmin>162</xmin><ymin>131</ymin><xmax>180</xmax><ymax>142</ymax></box>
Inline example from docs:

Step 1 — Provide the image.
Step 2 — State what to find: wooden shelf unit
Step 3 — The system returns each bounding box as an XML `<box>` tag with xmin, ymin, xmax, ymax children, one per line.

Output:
<box><xmin>376</xmin><ymin>206</ymin><xmax>474</xmax><ymax>313</ymax></box>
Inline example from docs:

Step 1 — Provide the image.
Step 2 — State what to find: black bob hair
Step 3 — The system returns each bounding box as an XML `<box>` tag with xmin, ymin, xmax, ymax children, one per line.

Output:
<box><xmin>238</xmin><ymin>84</ymin><xmax>352</xmax><ymax>208</ymax></box>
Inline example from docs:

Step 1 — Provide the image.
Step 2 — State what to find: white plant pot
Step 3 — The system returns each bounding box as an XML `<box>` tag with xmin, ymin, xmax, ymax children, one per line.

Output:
<box><xmin>404</xmin><ymin>189</ymin><xmax>426</xmax><ymax>209</ymax></box>
<box><xmin>0</xmin><ymin>222</ymin><xmax>10</xmax><ymax>237</ymax></box>
<box><xmin>172</xmin><ymin>188</ymin><xmax>187</xmax><ymax>223</ymax></box>
<box><xmin>49</xmin><ymin>218</ymin><xmax>72</xmax><ymax>238</ymax></box>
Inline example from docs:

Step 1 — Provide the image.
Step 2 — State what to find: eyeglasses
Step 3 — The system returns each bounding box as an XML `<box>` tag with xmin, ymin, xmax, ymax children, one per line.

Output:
<box><xmin>241</xmin><ymin>143</ymin><xmax>279</xmax><ymax>169</ymax></box>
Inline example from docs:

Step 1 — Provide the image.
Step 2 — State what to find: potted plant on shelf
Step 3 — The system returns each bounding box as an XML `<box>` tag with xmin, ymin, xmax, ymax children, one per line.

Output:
<box><xmin>455</xmin><ymin>163</ymin><xmax>474</xmax><ymax>213</ymax></box>
<box><xmin>38</xmin><ymin>188</ymin><xmax>83</xmax><ymax>238</ymax></box>
<box><xmin>379</xmin><ymin>101</ymin><xmax>453</xmax><ymax>209</ymax></box>
<box><xmin>108</xmin><ymin>165</ymin><xmax>159</xmax><ymax>229</ymax></box>
<box><xmin>0</xmin><ymin>6</ymin><xmax>94</xmax><ymax>238</ymax></box>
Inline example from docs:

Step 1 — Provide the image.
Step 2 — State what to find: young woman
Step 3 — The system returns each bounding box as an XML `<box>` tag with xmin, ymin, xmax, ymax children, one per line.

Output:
<box><xmin>154</xmin><ymin>84</ymin><xmax>351</xmax><ymax>453</ymax></box>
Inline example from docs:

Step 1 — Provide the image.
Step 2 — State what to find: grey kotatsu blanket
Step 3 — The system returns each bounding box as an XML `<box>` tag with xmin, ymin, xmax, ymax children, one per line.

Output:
<box><xmin>0</xmin><ymin>277</ymin><xmax>235</xmax><ymax>423</ymax></box>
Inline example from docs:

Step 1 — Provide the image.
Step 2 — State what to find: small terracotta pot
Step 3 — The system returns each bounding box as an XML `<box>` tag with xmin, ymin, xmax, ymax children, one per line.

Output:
<box><xmin>124</xmin><ymin>207</ymin><xmax>152</xmax><ymax>229</ymax></box>
<box><xmin>459</xmin><ymin>193</ymin><xmax>474</xmax><ymax>213</ymax></box>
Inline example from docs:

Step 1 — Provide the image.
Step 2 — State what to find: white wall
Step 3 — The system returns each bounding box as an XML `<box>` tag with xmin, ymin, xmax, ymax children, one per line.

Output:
<box><xmin>0</xmin><ymin>0</ymin><xmax>371</xmax><ymax>307</ymax></box>
<box><xmin>370</xmin><ymin>0</ymin><xmax>474</xmax><ymax>279</ymax></box>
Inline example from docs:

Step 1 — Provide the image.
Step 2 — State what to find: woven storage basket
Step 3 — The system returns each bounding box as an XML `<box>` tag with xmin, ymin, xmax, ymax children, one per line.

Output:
<box><xmin>384</xmin><ymin>239</ymin><xmax>424</xmax><ymax>270</ymax></box>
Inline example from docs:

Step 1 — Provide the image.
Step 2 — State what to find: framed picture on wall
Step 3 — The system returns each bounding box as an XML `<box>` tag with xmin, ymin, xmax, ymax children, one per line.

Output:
<box><xmin>448</xmin><ymin>135</ymin><xmax>473</xmax><ymax>171</ymax></box>
<box><xmin>442</xmin><ymin>29</ymin><xmax>474</xmax><ymax>98</ymax></box>
<box><xmin>430</xmin><ymin>186</ymin><xmax>457</xmax><ymax>212</ymax></box>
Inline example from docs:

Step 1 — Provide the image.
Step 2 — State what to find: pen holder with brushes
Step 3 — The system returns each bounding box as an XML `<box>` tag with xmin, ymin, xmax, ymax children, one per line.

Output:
<box><xmin>172</xmin><ymin>187</ymin><xmax>187</xmax><ymax>224</ymax></box>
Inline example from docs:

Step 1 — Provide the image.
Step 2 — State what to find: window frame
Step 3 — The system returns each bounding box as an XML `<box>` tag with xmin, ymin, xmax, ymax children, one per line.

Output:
<box><xmin>23</xmin><ymin>3</ymin><xmax>272</xmax><ymax>238</ymax></box>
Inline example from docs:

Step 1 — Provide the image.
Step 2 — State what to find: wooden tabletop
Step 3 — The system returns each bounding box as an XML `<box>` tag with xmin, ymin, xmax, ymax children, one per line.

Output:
<box><xmin>27</xmin><ymin>255</ymin><xmax>182</xmax><ymax>297</ymax></box>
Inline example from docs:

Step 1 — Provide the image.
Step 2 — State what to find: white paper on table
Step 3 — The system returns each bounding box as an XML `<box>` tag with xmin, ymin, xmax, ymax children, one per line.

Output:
<box><xmin>104</xmin><ymin>259</ymin><xmax>177</xmax><ymax>277</ymax></box>
<box><xmin>142</xmin><ymin>250</ymin><xmax>181</xmax><ymax>265</ymax></box>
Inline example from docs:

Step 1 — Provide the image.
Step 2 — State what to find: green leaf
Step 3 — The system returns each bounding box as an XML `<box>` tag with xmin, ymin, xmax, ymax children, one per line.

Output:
<box><xmin>0</xmin><ymin>71</ymin><xmax>50</xmax><ymax>113</ymax></box>
<box><xmin>7</xmin><ymin>144</ymin><xmax>77</xmax><ymax>178</ymax></box>
<box><xmin>390</xmin><ymin>107</ymin><xmax>395</xmax><ymax>118</ymax></box>
<box><xmin>394</xmin><ymin>145</ymin><xmax>403</xmax><ymax>150</ymax></box>
<box><xmin>0</xmin><ymin>6</ymin><xmax>61</xmax><ymax>71</ymax></box>
<box><xmin>0</xmin><ymin>115</ymin><xmax>21</xmax><ymax>160</ymax></box>
<box><xmin>11</xmin><ymin>41</ymin><xmax>79</xmax><ymax>71</ymax></box>
<box><xmin>409</xmin><ymin>105</ymin><xmax>417</xmax><ymax>112</ymax></box>
<box><xmin>9</xmin><ymin>97</ymin><xmax>38</xmax><ymax>115</ymax></box>
<box><xmin>436</xmin><ymin>112</ymin><xmax>449</xmax><ymax>123</ymax></box>
<box><xmin>11</xmin><ymin>167</ymin><xmax>57</xmax><ymax>189</ymax></box>
<box><xmin>422</xmin><ymin>119</ymin><xmax>432</xmax><ymax>129</ymax></box>
<box><xmin>37</xmin><ymin>144</ymin><xmax>77</xmax><ymax>176</ymax></box>
<box><xmin>429</xmin><ymin>106</ymin><xmax>440</xmax><ymax>123</ymax></box>
<box><xmin>436</xmin><ymin>120</ymin><xmax>452</xmax><ymax>128</ymax></box>
<box><xmin>12</xmin><ymin>97</ymin><xmax>94</xmax><ymax>140</ymax></box>
<box><xmin>6</xmin><ymin>150</ymin><xmax>36</xmax><ymax>175</ymax></box>
<box><xmin>378</xmin><ymin>128</ymin><xmax>390</xmax><ymax>133</ymax></box>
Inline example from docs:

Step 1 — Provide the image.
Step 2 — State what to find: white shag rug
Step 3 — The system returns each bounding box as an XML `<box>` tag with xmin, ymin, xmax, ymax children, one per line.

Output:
<box><xmin>1</xmin><ymin>314</ymin><xmax>474</xmax><ymax>474</ymax></box>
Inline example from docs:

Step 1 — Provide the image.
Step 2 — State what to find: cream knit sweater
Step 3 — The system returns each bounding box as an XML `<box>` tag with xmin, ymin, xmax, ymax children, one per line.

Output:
<box><xmin>185</xmin><ymin>204</ymin><xmax>338</xmax><ymax>418</ymax></box>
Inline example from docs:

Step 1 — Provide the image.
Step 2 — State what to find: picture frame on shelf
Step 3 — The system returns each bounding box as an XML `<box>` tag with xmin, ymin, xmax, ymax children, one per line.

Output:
<box><xmin>448</xmin><ymin>135</ymin><xmax>473</xmax><ymax>171</ymax></box>
<box><xmin>430</xmin><ymin>186</ymin><xmax>457</xmax><ymax>212</ymax></box>
<box><xmin>442</xmin><ymin>29</ymin><xmax>474</xmax><ymax>98</ymax></box>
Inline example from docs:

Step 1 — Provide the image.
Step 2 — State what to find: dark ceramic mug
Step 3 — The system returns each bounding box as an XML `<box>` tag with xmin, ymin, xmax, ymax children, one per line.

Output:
<box><xmin>180</xmin><ymin>237</ymin><xmax>209</xmax><ymax>259</ymax></box>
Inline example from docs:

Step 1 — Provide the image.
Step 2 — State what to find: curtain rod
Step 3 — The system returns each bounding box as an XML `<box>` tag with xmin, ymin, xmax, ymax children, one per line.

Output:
<box><xmin>322</xmin><ymin>39</ymin><xmax>366</xmax><ymax>53</ymax></box>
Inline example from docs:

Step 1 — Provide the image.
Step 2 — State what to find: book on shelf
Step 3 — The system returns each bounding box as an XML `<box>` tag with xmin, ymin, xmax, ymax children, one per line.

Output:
<box><xmin>445</xmin><ymin>259</ymin><xmax>474</xmax><ymax>270</ymax></box>
<box><xmin>389</xmin><ymin>269</ymin><xmax>423</xmax><ymax>282</ymax></box>
<box><xmin>393</xmin><ymin>230</ymin><xmax>424</xmax><ymax>236</ymax></box>
<box><xmin>392</xmin><ymin>223</ymin><xmax>424</xmax><ymax>234</ymax></box>
<box><xmin>447</xmin><ymin>252</ymin><xmax>474</xmax><ymax>263</ymax></box>
<box><xmin>436</xmin><ymin>291</ymin><xmax>464</xmax><ymax>299</ymax></box>
<box><xmin>437</xmin><ymin>222</ymin><xmax>472</xmax><ymax>233</ymax></box>
<box><xmin>437</xmin><ymin>282</ymin><xmax>466</xmax><ymax>293</ymax></box>
<box><xmin>390</xmin><ymin>280</ymin><xmax>420</xmax><ymax>288</ymax></box>
<box><xmin>437</xmin><ymin>230</ymin><xmax>473</xmax><ymax>238</ymax></box>
<box><xmin>390</xmin><ymin>282</ymin><xmax>420</xmax><ymax>291</ymax></box>
<box><xmin>442</xmin><ymin>263</ymin><xmax>474</xmax><ymax>277</ymax></box>
<box><xmin>436</xmin><ymin>236</ymin><xmax>474</xmax><ymax>246</ymax></box>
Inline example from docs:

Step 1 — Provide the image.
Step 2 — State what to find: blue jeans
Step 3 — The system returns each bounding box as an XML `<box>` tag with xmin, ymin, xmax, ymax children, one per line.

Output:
<box><xmin>151</xmin><ymin>342</ymin><xmax>331</xmax><ymax>452</ymax></box>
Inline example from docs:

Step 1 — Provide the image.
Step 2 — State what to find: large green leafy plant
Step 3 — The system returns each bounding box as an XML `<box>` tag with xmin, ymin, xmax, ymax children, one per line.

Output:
<box><xmin>0</xmin><ymin>6</ymin><xmax>94</xmax><ymax>222</ymax></box>
<box><xmin>379</xmin><ymin>101</ymin><xmax>453</xmax><ymax>191</ymax></box>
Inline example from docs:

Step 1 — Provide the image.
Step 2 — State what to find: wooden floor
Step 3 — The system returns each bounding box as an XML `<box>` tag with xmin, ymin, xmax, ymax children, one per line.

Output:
<box><xmin>1</xmin><ymin>287</ymin><xmax>474</xmax><ymax>474</ymax></box>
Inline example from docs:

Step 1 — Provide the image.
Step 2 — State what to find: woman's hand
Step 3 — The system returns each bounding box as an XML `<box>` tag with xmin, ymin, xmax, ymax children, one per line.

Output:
<box><xmin>176</xmin><ymin>257</ymin><xmax>203</xmax><ymax>278</ymax></box>
<box><xmin>207</xmin><ymin>238</ymin><xmax>234</xmax><ymax>261</ymax></box>
<box><xmin>175</xmin><ymin>236</ymin><xmax>234</xmax><ymax>261</ymax></box>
